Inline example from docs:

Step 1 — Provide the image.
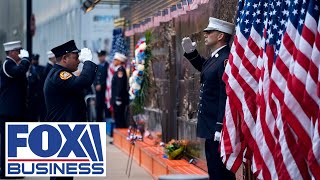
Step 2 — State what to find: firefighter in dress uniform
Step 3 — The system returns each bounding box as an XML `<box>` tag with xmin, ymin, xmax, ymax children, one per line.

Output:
<box><xmin>0</xmin><ymin>41</ymin><xmax>30</xmax><ymax>179</ymax></box>
<box><xmin>111</xmin><ymin>52</ymin><xmax>129</xmax><ymax>128</ymax></box>
<box><xmin>26</xmin><ymin>54</ymin><xmax>46</xmax><ymax>122</ymax></box>
<box><xmin>94</xmin><ymin>50</ymin><xmax>111</xmax><ymax>122</ymax></box>
<box><xmin>182</xmin><ymin>17</ymin><xmax>236</xmax><ymax>180</ymax></box>
<box><xmin>43</xmin><ymin>40</ymin><xmax>97</xmax><ymax>180</ymax></box>
<box><xmin>44</xmin><ymin>50</ymin><xmax>56</xmax><ymax>77</ymax></box>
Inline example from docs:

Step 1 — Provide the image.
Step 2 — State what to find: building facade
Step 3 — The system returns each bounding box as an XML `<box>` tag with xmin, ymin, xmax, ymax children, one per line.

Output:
<box><xmin>33</xmin><ymin>0</ymin><xmax>120</xmax><ymax>65</ymax></box>
<box><xmin>0</xmin><ymin>0</ymin><xmax>25</xmax><ymax>60</ymax></box>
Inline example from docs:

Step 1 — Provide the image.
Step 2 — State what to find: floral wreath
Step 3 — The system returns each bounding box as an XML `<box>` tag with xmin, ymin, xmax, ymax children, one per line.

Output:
<box><xmin>129</xmin><ymin>37</ymin><xmax>147</xmax><ymax>100</ymax></box>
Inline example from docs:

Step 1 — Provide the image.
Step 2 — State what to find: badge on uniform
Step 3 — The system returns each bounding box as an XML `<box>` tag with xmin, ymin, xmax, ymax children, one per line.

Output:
<box><xmin>59</xmin><ymin>71</ymin><xmax>72</xmax><ymax>80</ymax></box>
<box><xmin>224</xmin><ymin>59</ymin><xmax>229</xmax><ymax>67</ymax></box>
<box><xmin>117</xmin><ymin>71</ymin><xmax>124</xmax><ymax>78</ymax></box>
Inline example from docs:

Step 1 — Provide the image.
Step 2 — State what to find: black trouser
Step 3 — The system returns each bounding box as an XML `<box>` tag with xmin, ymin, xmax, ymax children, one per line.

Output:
<box><xmin>95</xmin><ymin>104</ymin><xmax>111</xmax><ymax>122</ymax></box>
<box><xmin>95</xmin><ymin>104</ymin><xmax>105</xmax><ymax>122</ymax></box>
<box><xmin>113</xmin><ymin>104</ymin><xmax>126</xmax><ymax>128</ymax></box>
<box><xmin>95</xmin><ymin>92</ymin><xmax>111</xmax><ymax>122</ymax></box>
<box><xmin>205</xmin><ymin>139</ymin><xmax>235</xmax><ymax>180</ymax></box>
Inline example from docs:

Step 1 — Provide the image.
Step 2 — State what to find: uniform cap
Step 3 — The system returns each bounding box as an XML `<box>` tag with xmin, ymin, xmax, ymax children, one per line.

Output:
<box><xmin>97</xmin><ymin>50</ymin><xmax>106</xmax><ymax>57</ymax></box>
<box><xmin>203</xmin><ymin>17</ymin><xmax>235</xmax><ymax>35</ymax></box>
<box><xmin>114</xmin><ymin>52</ymin><xmax>127</xmax><ymax>62</ymax></box>
<box><xmin>51</xmin><ymin>40</ymin><xmax>80</xmax><ymax>58</ymax></box>
<box><xmin>32</xmin><ymin>54</ymin><xmax>40</xmax><ymax>61</ymax></box>
<box><xmin>3</xmin><ymin>41</ymin><xmax>22</xmax><ymax>51</ymax></box>
<box><xmin>47</xmin><ymin>51</ymin><xmax>55</xmax><ymax>58</ymax></box>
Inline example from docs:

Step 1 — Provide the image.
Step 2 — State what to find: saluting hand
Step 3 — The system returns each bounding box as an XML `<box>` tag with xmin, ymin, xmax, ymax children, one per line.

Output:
<box><xmin>79</xmin><ymin>48</ymin><xmax>94</xmax><ymax>63</ymax></box>
<box><xmin>181</xmin><ymin>37</ymin><xmax>196</xmax><ymax>54</ymax></box>
<box><xmin>18</xmin><ymin>49</ymin><xmax>29</xmax><ymax>59</ymax></box>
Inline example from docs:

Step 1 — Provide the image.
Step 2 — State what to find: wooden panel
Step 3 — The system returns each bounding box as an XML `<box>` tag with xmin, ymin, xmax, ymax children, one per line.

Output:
<box><xmin>152</xmin><ymin>155</ymin><xmax>168</xmax><ymax>178</ymax></box>
<box><xmin>133</xmin><ymin>144</ymin><xmax>141</xmax><ymax>165</ymax></box>
<box><xmin>140</xmin><ymin>148</ymin><xmax>154</xmax><ymax>175</ymax></box>
<box><xmin>121</xmin><ymin>138</ymin><xmax>132</xmax><ymax>154</ymax></box>
<box><xmin>113</xmin><ymin>130</ymin><xmax>122</xmax><ymax>149</ymax></box>
<box><xmin>168</xmin><ymin>165</ymin><xmax>208</xmax><ymax>175</ymax></box>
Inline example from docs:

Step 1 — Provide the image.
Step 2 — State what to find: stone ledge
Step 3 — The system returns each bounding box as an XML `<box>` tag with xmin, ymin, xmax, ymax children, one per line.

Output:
<box><xmin>113</xmin><ymin>128</ymin><xmax>209</xmax><ymax>179</ymax></box>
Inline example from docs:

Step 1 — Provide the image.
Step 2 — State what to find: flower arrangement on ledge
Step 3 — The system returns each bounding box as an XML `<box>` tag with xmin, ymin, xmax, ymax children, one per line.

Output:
<box><xmin>164</xmin><ymin>139</ymin><xmax>187</xmax><ymax>160</ymax></box>
<box><xmin>129</xmin><ymin>31</ymin><xmax>152</xmax><ymax>115</ymax></box>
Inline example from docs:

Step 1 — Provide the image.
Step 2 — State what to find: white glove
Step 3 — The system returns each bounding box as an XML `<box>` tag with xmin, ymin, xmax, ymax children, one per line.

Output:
<box><xmin>181</xmin><ymin>37</ymin><xmax>197</xmax><ymax>53</ymax></box>
<box><xmin>18</xmin><ymin>49</ymin><xmax>29</xmax><ymax>59</ymax></box>
<box><xmin>115</xmin><ymin>101</ymin><xmax>122</xmax><ymax>106</ymax></box>
<box><xmin>79</xmin><ymin>48</ymin><xmax>93</xmax><ymax>63</ymax></box>
<box><xmin>214</xmin><ymin>131</ymin><xmax>221</xmax><ymax>142</ymax></box>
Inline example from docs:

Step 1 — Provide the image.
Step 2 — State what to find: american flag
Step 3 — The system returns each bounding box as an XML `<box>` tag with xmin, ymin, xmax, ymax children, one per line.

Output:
<box><xmin>170</xmin><ymin>5</ymin><xmax>179</xmax><ymax>18</ymax></box>
<box><xmin>221</xmin><ymin>0</ymin><xmax>320</xmax><ymax>179</ymax></box>
<box><xmin>161</xmin><ymin>8</ymin><xmax>171</xmax><ymax>22</ymax></box>
<box><xmin>221</xmin><ymin>0</ymin><xmax>270</xmax><ymax>177</ymax></box>
<box><xmin>306</xmin><ymin>13</ymin><xmax>320</xmax><ymax>180</ymax></box>
<box><xmin>280</xmin><ymin>0</ymin><xmax>320</xmax><ymax>178</ymax></box>
<box><xmin>220</xmin><ymin>0</ymin><xmax>247</xmax><ymax>174</ymax></box>
<box><xmin>182</xmin><ymin>0</ymin><xmax>190</xmax><ymax>11</ymax></box>
<box><xmin>105</xmin><ymin>63</ymin><xmax>115</xmax><ymax>109</ymax></box>
<box><xmin>153</xmin><ymin>11</ymin><xmax>161</xmax><ymax>27</ymax></box>
<box><xmin>177</xmin><ymin>2</ymin><xmax>187</xmax><ymax>16</ymax></box>
<box><xmin>200</xmin><ymin>0</ymin><xmax>210</xmax><ymax>4</ymax></box>
<box><xmin>187</xmin><ymin>0</ymin><xmax>198</xmax><ymax>10</ymax></box>
<box><xmin>269</xmin><ymin>0</ymin><xmax>319</xmax><ymax>179</ymax></box>
<box><xmin>125</xmin><ymin>26</ymin><xmax>133</xmax><ymax>37</ymax></box>
<box><xmin>132</xmin><ymin>23</ymin><xmax>139</xmax><ymax>33</ymax></box>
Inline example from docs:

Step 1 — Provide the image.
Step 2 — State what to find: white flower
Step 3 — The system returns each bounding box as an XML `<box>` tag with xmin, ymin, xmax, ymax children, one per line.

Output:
<box><xmin>135</xmin><ymin>49</ymin><xmax>140</xmax><ymax>57</ymax></box>
<box><xmin>132</xmin><ymin>83</ymin><xmax>141</xmax><ymax>90</ymax></box>
<box><xmin>129</xmin><ymin>89</ymin><xmax>134</xmax><ymax>96</ymax></box>
<box><xmin>139</xmin><ymin>42</ymin><xmax>147</xmax><ymax>51</ymax></box>
<box><xmin>137</xmin><ymin>64</ymin><xmax>145</xmax><ymax>71</ymax></box>
<box><xmin>129</xmin><ymin>76</ymin><xmax>134</xmax><ymax>85</ymax></box>
<box><xmin>132</xmin><ymin>70</ymin><xmax>138</xmax><ymax>77</ymax></box>
<box><xmin>130</xmin><ymin>94</ymin><xmax>136</xmax><ymax>100</ymax></box>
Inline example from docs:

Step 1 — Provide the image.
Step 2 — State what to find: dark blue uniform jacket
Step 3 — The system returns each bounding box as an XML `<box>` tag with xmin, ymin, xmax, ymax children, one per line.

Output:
<box><xmin>0</xmin><ymin>57</ymin><xmax>30</xmax><ymax>119</ymax></box>
<box><xmin>111</xmin><ymin>66</ymin><xmax>129</xmax><ymax>106</ymax></box>
<box><xmin>184</xmin><ymin>46</ymin><xmax>230</xmax><ymax>139</ymax></box>
<box><xmin>94</xmin><ymin>62</ymin><xmax>109</xmax><ymax>106</ymax></box>
<box><xmin>44</xmin><ymin>61</ymin><xmax>97</xmax><ymax>122</ymax></box>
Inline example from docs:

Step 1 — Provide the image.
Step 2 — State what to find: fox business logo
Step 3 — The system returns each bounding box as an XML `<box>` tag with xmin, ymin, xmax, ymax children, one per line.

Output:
<box><xmin>5</xmin><ymin>122</ymin><xmax>106</xmax><ymax>177</ymax></box>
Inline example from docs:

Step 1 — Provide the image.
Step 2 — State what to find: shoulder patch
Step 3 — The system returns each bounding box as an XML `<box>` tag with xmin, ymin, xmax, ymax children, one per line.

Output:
<box><xmin>224</xmin><ymin>59</ymin><xmax>228</xmax><ymax>67</ymax></box>
<box><xmin>117</xmin><ymin>70</ymin><xmax>124</xmax><ymax>78</ymax></box>
<box><xmin>59</xmin><ymin>71</ymin><xmax>72</xmax><ymax>80</ymax></box>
